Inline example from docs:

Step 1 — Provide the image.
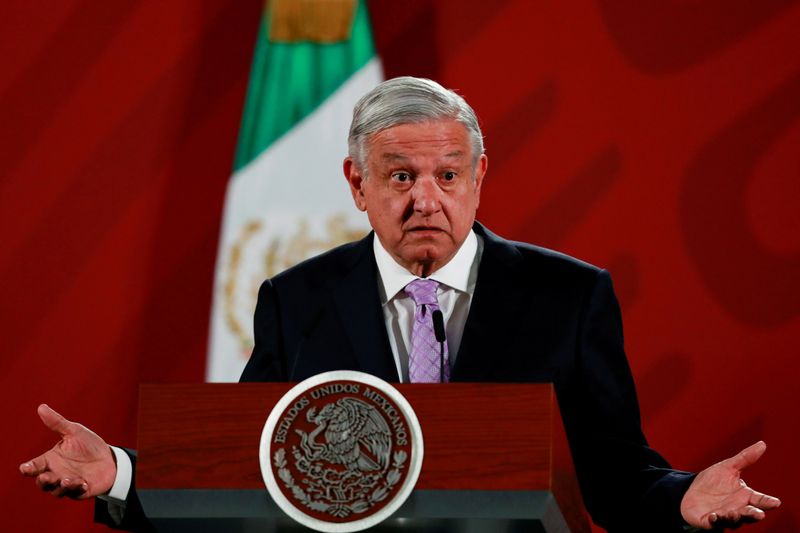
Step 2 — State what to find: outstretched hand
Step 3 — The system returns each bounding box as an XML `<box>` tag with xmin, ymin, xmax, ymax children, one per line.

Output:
<box><xmin>19</xmin><ymin>404</ymin><xmax>117</xmax><ymax>499</ymax></box>
<box><xmin>681</xmin><ymin>441</ymin><xmax>781</xmax><ymax>530</ymax></box>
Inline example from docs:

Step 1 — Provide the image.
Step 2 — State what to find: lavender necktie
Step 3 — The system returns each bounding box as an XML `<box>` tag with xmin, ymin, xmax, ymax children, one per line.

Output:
<box><xmin>404</xmin><ymin>279</ymin><xmax>450</xmax><ymax>383</ymax></box>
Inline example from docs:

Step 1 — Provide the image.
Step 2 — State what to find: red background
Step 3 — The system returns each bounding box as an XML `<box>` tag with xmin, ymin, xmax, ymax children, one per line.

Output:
<box><xmin>2</xmin><ymin>1</ymin><xmax>798</xmax><ymax>531</ymax></box>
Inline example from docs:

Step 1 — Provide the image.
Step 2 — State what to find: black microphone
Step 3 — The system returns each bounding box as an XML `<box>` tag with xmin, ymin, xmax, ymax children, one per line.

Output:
<box><xmin>431</xmin><ymin>310</ymin><xmax>446</xmax><ymax>383</ymax></box>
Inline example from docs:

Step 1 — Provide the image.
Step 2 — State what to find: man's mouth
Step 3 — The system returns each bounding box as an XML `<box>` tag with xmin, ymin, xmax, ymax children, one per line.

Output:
<box><xmin>407</xmin><ymin>226</ymin><xmax>443</xmax><ymax>232</ymax></box>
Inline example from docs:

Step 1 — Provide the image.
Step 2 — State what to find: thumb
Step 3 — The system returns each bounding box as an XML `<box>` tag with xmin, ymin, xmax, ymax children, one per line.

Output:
<box><xmin>725</xmin><ymin>440</ymin><xmax>767</xmax><ymax>472</ymax></box>
<box><xmin>37</xmin><ymin>404</ymin><xmax>76</xmax><ymax>436</ymax></box>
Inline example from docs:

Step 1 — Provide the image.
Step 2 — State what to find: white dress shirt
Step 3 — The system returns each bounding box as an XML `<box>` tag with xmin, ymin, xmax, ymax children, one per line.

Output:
<box><xmin>99</xmin><ymin>445</ymin><xmax>132</xmax><ymax>520</ymax></box>
<box><xmin>373</xmin><ymin>230</ymin><xmax>483</xmax><ymax>382</ymax></box>
<box><xmin>106</xmin><ymin>230</ymin><xmax>483</xmax><ymax>506</ymax></box>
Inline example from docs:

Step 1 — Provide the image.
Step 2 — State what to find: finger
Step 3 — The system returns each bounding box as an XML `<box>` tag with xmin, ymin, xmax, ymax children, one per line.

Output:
<box><xmin>60</xmin><ymin>477</ymin><xmax>89</xmax><ymax>500</ymax></box>
<box><xmin>740</xmin><ymin>505</ymin><xmax>766</xmax><ymax>521</ymax></box>
<box><xmin>720</xmin><ymin>509</ymin><xmax>741</xmax><ymax>523</ymax></box>
<box><xmin>67</xmin><ymin>483</ymin><xmax>90</xmax><ymax>500</ymax></box>
<box><xmin>714</xmin><ymin>507</ymin><xmax>762</xmax><ymax>530</ymax></box>
<box><xmin>50</xmin><ymin>482</ymin><xmax>68</xmax><ymax>498</ymax></box>
<box><xmin>37</xmin><ymin>404</ymin><xmax>76</xmax><ymax>436</ymax></box>
<box><xmin>725</xmin><ymin>441</ymin><xmax>766</xmax><ymax>471</ymax></box>
<box><xmin>749</xmin><ymin>490</ymin><xmax>781</xmax><ymax>509</ymax></box>
<box><xmin>696</xmin><ymin>511</ymin><xmax>718</xmax><ymax>529</ymax></box>
<box><xmin>19</xmin><ymin>455</ymin><xmax>48</xmax><ymax>476</ymax></box>
<box><xmin>35</xmin><ymin>472</ymin><xmax>61</xmax><ymax>492</ymax></box>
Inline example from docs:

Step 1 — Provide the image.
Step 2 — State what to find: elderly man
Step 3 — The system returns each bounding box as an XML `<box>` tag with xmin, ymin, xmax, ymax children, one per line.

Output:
<box><xmin>22</xmin><ymin>77</ymin><xmax>779</xmax><ymax>532</ymax></box>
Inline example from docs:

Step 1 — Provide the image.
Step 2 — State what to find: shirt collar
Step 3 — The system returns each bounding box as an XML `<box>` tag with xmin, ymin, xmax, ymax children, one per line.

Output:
<box><xmin>373</xmin><ymin>229</ymin><xmax>479</xmax><ymax>304</ymax></box>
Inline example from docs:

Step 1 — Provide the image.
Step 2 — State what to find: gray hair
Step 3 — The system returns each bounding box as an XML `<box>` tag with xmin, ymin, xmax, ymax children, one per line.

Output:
<box><xmin>347</xmin><ymin>76</ymin><xmax>485</xmax><ymax>176</ymax></box>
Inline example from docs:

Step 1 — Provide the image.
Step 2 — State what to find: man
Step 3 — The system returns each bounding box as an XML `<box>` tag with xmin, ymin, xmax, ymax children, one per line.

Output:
<box><xmin>21</xmin><ymin>77</ymin><xmax>780</xmax><ymax>532</ymax></box>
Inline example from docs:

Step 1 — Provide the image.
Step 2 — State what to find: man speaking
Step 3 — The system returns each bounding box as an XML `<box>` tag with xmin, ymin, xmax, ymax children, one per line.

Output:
<box><xmin>21</xmin><ymin>77</ymin><xmax>780</xmax><ymax>532</ymax></box>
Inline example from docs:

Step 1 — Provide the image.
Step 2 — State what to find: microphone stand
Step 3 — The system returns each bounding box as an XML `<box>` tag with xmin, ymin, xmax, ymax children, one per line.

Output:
<box><xmin>432</xmin><ymin>310</ymin><xmax>447</xmax><ymax>383</ymax></box>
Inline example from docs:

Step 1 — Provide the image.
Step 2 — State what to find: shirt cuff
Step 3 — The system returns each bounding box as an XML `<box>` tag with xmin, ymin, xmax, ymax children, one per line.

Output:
<box><xmin>103</xmin><ymin>446</ymin><xmax>132</xmax><ymax>502</ymax></box>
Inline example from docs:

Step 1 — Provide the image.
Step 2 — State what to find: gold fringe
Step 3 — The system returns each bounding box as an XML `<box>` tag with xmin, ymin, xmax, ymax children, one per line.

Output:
<box><xmin>269</xmin><ymin>0</ymin><xmax>357</xmax><ymax>43</ymax></box>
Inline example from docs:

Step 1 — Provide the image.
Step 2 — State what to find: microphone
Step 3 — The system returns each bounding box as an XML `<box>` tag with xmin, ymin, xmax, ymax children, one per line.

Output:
<box><xmin>432</xmin><ymin>310</ymin><xmax>446</xmax><ymax>383</ymax></box>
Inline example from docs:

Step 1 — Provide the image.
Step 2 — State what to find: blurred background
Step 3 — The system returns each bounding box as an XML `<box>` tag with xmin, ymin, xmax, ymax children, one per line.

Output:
<box><xmin>2</xmin><ymin>1</ymin><xmax>798</xmax><ymax>531</ymax></box>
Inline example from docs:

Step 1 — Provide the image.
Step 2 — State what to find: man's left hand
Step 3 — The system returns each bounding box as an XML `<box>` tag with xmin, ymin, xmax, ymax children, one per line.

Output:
<box><xmin>681</xmin><ymin>441</ymin><xmax>781</xmax><ymax>529</ymax></box>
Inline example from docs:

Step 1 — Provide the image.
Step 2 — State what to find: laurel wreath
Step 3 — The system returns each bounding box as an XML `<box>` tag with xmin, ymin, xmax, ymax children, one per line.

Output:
<box><xmin>273</xmin><ymin>448</ymin><xmax>408</xmax><ymax>517</ymax></box>
<box><xmin>223</xmin><ymin>215</ymin><xmax>367</xmax><ymax>355</ymax></box>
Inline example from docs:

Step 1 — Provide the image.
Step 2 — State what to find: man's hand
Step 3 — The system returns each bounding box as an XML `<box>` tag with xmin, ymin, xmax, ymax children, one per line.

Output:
<box><xmin>19</xmin><ymin>404</ymin><xmax>117</xmax><ymax>499</ymax></box>
<box><xmin>681</xmin><ymin>441</ymin><xmax>781</xmax><ymax>529</ymax></box>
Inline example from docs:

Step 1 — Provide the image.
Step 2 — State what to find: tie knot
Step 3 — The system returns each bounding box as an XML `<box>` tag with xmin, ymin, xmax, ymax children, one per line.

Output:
<box><xmin>403</xmin><ymin>279</ymin><xmax>439</xmax><ymax>307</ymax></box>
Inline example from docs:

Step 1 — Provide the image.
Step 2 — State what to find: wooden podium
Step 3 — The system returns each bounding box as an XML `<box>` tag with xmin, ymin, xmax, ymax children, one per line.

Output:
<box><xmin>136</xmin><ymin>383</ymin><xmax>591</xmax><ymax>532</ymax></box>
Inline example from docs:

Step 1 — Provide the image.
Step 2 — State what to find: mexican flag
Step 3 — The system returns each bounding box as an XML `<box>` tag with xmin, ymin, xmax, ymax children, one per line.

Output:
<box><xmin>207</xmin><ymin>0</ymin><xmax>383</xmax><ymax>382</ymax></box>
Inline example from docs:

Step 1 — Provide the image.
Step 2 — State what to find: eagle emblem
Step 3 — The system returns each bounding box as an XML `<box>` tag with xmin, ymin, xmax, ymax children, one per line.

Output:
<box><xmin>262</xmin><ymin>372</ymin><xmax>423</xmax><ymax>531</ymax></box>
<box><xmin>298</xmin><ymin>398</ymin><xmax>392</xmax><ymax>474</ymax></box>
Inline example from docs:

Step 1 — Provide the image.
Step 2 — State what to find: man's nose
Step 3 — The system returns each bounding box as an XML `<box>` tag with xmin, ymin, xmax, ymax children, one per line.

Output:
<box><xmin>411</xmin><ymin>177</ymin><xmax>442</xmax><ymax>215</ymax></box>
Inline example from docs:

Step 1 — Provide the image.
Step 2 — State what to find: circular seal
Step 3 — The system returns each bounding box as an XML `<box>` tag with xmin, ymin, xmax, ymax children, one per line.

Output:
<box><xmin>260</xmin><ymin>371</ymin><xmax>424</xmax><ymax>532</ymax></box>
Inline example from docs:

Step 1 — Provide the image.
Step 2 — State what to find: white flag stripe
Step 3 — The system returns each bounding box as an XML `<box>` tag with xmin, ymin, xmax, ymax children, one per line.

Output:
<box><xmin>207</xmin><ymin>58</ymin><xmax>383</xmax><ymax>382</ymax></box>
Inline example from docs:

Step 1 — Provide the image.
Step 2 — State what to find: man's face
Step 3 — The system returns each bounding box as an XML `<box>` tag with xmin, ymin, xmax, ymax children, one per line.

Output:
<box><xmin>344</xmin><ymin>119</ymin><xmax>487</xmax><ymax>277</ymax></box>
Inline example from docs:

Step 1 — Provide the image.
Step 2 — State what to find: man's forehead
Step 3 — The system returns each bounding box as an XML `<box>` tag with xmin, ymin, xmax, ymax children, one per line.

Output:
<box><xmin>367</xmin><ymin>120</ymin><xmax>471</xmax><ymax>158</ymax></box>
<box><xmin>380</xmin><ymin>150</ymin><xmax>467</xmax><ymax>162</ymax></box>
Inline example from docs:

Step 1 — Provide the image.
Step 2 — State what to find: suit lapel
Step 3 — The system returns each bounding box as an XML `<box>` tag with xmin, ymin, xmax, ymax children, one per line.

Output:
<box><xmin>328</xmin><ymin>224</ymin><xmax>530</xmax><ymax>383</ymax></box>
<box><xmin>331</xmin><ymin>233</ymin><xmax>400</xmax><ymax>382</ymax></box>
<box><xmin>452</xmin><ymin>223</ymin><xmax>529</xmax><ymax>381</ymax></box>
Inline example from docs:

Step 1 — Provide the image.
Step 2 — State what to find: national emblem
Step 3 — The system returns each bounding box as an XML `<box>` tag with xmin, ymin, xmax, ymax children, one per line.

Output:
<box><xmin>260</xmin><ymin>371</ymin><xmax>423</xmax><ymax>532</ymax></box>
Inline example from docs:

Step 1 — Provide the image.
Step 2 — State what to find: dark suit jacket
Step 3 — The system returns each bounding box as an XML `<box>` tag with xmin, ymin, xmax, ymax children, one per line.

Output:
<box><xmin>97</xmin><ymin>222</ymin><xmax>693</xmax><ymax>532</ymax></box>
<box><xmin>241</xmin><ymin>222</ymin><xmax>694</xmax><ymax>532</ymax></box>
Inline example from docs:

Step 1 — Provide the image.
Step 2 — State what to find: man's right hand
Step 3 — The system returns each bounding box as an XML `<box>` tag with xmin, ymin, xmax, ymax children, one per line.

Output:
<box><xmin>19</xmin><ymin>404</ymin><xmax>116</xmax><ymax>499</ymax></box>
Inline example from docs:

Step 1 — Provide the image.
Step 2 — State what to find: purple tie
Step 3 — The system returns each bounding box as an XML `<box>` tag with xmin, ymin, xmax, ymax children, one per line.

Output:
<box><xmin>404</xmin><ymin>279</ymin><xmax>450</xmax><ymax>383</ymax></box>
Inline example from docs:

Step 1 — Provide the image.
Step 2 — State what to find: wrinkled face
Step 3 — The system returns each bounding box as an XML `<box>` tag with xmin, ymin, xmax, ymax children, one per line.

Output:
<box><xmin>344</xmin><ymin>120</ymin><xmax>487</xmax><ymax>277</ymax></box>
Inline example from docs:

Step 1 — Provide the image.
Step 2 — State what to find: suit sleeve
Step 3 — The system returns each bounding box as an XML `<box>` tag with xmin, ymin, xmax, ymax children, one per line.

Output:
<box><xmin>93</xmin><ymin>449</ymin><xmax>155</xmax><ymax>532</ymax></box>
<box><xmin>562</xmin><ymin>269</ymin><xmax>695</xmax><ymax>532</ymax></box>
<box><xmin>240</xmin><ymin>279</ymin><xmax>287</xmax><ymax>382</ymax></box>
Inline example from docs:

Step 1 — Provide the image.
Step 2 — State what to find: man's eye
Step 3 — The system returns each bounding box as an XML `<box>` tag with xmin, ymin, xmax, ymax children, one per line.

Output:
<box><xmin>442</xmin><ymin>171</ymin><xmax>456</xmax><ymax>181</ymax></box>
<box><xmin>392</xmin><ymin>172</ymin><xmax>411</xmax><ymax>183</ymax></box>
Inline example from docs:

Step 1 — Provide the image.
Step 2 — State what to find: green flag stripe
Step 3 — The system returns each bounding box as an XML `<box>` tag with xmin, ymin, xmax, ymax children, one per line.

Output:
<box><xmin>233</xmin><ymin>0</ymin><xmax>375</xmax><ymax>171</ymax></box>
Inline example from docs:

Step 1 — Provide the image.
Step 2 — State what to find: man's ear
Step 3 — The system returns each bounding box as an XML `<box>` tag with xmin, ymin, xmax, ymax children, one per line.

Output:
<box><xmin>473</xmin><ymin>154</ymin><xmax>488</xmax><ymax>209</ymax></box>
<box><xmin>343</xmin><ymin>157</ymin><xmax>367</xmax><ymax>211</ymax></box>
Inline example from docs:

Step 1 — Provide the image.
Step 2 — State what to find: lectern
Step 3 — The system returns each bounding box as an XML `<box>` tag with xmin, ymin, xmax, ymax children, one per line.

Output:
<box><xmin>136</xmin><ymin>383</ymin><xmax>590</xmax><ymax>532</ymax></box>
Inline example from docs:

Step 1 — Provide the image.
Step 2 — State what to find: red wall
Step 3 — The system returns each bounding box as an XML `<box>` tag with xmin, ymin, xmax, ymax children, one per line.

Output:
<box><xmin>3</xmin><ymin>1</ymin><xmax>798</xmax><ymax>531</ymax></box>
